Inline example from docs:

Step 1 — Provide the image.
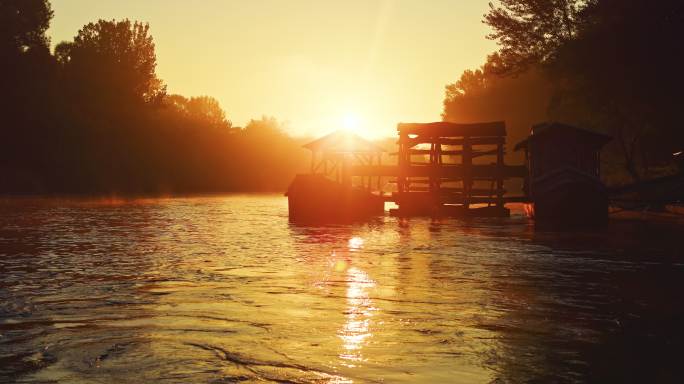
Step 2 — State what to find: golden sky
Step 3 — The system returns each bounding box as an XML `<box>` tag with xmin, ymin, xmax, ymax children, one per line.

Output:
<box><xmin>49</xmin><ymin>0</ymin><xmax>496</xmax><ymax>138</ymax></box>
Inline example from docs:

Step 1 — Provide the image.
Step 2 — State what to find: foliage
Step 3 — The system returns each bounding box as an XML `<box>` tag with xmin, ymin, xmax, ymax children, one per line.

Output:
<box><xmin>56</xmin><ymin>19</ymin><xmax>165</xmax><ymax>104</ymax></box>
<box><xmin>443</xmin><ymin>66</ymin><xmax>552</xmax><ymax>164</ymax></box>
<box><xmin>446</xmin><ymin>0</ymin><xmax>684</xmax><ymax>183</ymax></box>
<box><xmin>0</xmin><ymin>3</ymin><xmax>309</xmax><ymax>194</ymax></box>
<box><xmin>483</xmin><ymin>0</ymin><xmax>588</xmax><ymax>74</ymax></box>
<box><xmin>0</xmin><ymin>0</ymin><xmax>53</xmax><ymax>52</ymax></box>
<box><xmin>167</xmin><ymin>95</ymin><xmax>232</xmax><ymax>130</ymax></box>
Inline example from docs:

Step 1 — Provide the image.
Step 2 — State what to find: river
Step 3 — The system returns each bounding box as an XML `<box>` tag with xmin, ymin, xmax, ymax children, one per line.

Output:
<box><xmin>0</xmin><ymin>195</ymin><xmax>682</xmax><ymax>383</ymax></box>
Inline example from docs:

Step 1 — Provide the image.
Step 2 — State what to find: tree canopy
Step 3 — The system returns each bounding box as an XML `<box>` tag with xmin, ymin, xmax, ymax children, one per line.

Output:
<box><xmin>0</xmin><ymin>0</ymin><xmax>53</xmax><ymax>53</ymax></box>
<box><xmin>445</xmin><ymin>0</ymin><xmax>684</xmax><ymax>183</ymax></box>
<box><xmin>484</xmin><ymin>0</ymin><xmax>587</xmax><ymax>74</ymax></box>
<box><xmin>56</xmin><ymin>19</ymin><xmax>165</xmax><ymax>105</ymax></box>
<box><xmin>0</xmin><ymin>2</ymin><xmax>309</xmax><ymax>194</ymax></box>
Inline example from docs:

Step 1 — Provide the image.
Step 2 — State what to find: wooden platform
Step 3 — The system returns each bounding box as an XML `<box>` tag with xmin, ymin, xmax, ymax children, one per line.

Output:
<box><xmin>387</xmin><ymin>121</ymin><xmax>525</xmax><ymax>217</ymax></box>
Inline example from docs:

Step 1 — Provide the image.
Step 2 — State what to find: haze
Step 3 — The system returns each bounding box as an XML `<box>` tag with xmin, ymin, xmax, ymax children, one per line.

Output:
<box><xmin>48</xmin><ymin>0</ymin><xmax>496</xmax><ymax>138</ymax></box>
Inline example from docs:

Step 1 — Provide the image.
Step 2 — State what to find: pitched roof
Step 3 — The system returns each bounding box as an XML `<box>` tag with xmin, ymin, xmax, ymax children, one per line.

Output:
<box><xmin>303</xmin><ymin>130</ymin><xmax>385</xmax><ymax>153</ymax></box>
<box><xmin>514</xmin><ymin>122</ymin><xmax>612</xmax><ymax>151</ymax></box>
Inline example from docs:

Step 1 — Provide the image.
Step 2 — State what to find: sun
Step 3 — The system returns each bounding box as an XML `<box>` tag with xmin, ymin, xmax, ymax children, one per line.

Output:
<box><xmin>341</xmin><ymin>112</ymin><xmax>363</xmax><ymax>134</ymax></box>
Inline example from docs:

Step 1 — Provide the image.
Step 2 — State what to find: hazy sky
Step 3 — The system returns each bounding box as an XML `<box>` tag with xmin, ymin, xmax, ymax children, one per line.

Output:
<box><xmin>48</xmin><ymin>0</ymin><xmax>496</xmax><ymax>138</ymax></box>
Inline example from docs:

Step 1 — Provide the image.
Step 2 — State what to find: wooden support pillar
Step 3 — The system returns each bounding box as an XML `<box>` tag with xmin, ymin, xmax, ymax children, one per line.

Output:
<box><xmin>496</xmin><ymin>142</ymin><xmax>504</xmax><ymax>208</ymax></box>
<box><xmin>398</xmin><ymin>131</ymin><xmax>409</xmax><ymax>197</ymax></box>
<box><xmin>462</xmin><ymin>135</ymin><xmax>472</xmax><ymax>209</ymax></box>
<box><xmin>376</xmin><ymin>154</ymin><xmax>382</xmax><ymax>193</ymax></box>
<box><xmin>430</xmin><ymin>137</ymin><xmax>442</xmax><ymax>207</ymax></box>
<box><xmin>429</xmin><ymin>140</ymin><xmax>436</xmax><ymax>193</ymax></box>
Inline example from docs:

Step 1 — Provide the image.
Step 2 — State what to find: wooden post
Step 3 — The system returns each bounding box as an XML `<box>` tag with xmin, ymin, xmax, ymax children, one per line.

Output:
<box><xmin>431</xmin><ymin>137</ymin><xmax>442</xmax><ymax>207</ymax></box>
<box><xmin>497</xmin><ymin>142</ymin><xmax>504</xmax><ymax>208</ymax></box>
<box><xmin>462</xmin><ymin>135</ymin><xmax>472</xmax><ymax>209</ymax></box>
<box><xmin>398</xmin><ymin>130</ymin><xmax>409</xmax><ymax>197</ymax></box>
<box><xmin>376</xmin><ymin>153</ymin><xmax>382</xmax><ymax>192</ymax></box>
<box><xmin>429</xmin><ymin>141</ymin><xmax>436</xmax><ymax>193</ymax></box>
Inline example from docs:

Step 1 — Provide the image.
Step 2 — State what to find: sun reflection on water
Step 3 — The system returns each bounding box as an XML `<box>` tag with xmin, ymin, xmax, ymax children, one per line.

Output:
<box><xmin>338</xmin><ymin>266</ymin><xmax>377</xmax><ymax>367</ymax></box>
<box><xmin>348</xmin><ymin>236</ymin><xmax>364</xmax><ymax>250</ymax></box>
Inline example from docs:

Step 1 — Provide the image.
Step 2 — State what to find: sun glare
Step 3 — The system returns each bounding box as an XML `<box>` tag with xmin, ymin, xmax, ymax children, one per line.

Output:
<box><xmin>341</xmin><ymin>113</ymin><xmax>363</xmax><ymax>134</ymax></box>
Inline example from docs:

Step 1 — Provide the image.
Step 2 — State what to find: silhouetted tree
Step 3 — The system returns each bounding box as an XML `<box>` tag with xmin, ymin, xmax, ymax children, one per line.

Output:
<box><xmin>0</xmin><ymin>0</ymin><xmax>53</xmax><ymax>52</ymax></box>
<box><xmin>56</xmin><ymin>19</ymin><xmax>165</xmax><ymax>107</ymax></box>
<box><xmin>235</xmin><ymin>117</ymin><xmax>309</xmax><ymax>190</ymax></box>
<box><xmin>484</xmin><ymin>0</ymin><xmax>586</xmax><ymax>75</ymax></box>
<box><xmin>443</xmin><ymin>64</ymin><xmax>552</xmax><ymax>165</ymax></box>
<box><xmin>0</xmin><ymin>4</ymin><xmax>322</xmax><ymax>195</ymax></box>
<box><xmin>549</xmin><ymin>0</ymin><xmax>684</xmax><ymax>181</ymax></box>
<box><xmin>168</xmin><ymin>95</ymin><xmax>232</xmax><ymax>130</ymax></box>
<box><xmin>456</xmin><ymin>0</ymin><xmax>684</xmax><ymax>183</ymax></box>
<box><xmin>0</xmin><ymin>0</ymin><xmax>57</xmax><ymax>193</ymax></box>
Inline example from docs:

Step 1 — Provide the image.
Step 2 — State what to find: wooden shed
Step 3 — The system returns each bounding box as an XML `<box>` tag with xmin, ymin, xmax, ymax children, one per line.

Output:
<box><xmin>285</xmin><ymin>130</ymin><xmax>386</xmax><ymax>223</ymax></box>
<box><xmin>515</xmin><ymin>122</ymin><xmax>612</xmax><ymax>226</ymax></box>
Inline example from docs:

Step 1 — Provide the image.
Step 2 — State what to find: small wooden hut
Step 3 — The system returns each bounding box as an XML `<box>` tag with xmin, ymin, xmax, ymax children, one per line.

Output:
<box><xmin>515</xmin><ymin>122</ymin><xmax>612</xmax><ymax>226</ymax></box>
<box><xmin>286</xmin><ymin>130</ymin><xmax>386</xmax><ymax>223</ymax></box>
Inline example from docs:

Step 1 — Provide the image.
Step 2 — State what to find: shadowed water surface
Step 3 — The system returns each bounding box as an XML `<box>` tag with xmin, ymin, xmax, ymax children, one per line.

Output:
<box><xmin>0</xmin><ymin>195</ymin><xmax>682</xmax><ymax>383</ymax></box>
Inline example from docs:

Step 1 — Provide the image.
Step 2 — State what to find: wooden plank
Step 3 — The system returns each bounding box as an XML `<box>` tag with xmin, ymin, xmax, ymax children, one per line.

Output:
<box><xmin>401</xmin><ymin>148</ymin><xmax>500</xmax><ymax>157</ymax></box>
<box><xmin>390</xmin><ymin>192</ymin><xmax>528</xmax><ymax>203</ymax></box>
<box><xmin>350</xmin><ymin>164</ymin><xmax>527</xmax><ymax>178</ymax></box>
<box><xmin>402</xmin><ymin>187</ymin><xmax>506</xmax><ymax>195</ymax></box>
<box><xmin>439</xmin><ymin>187</ymin><xmax>507</xmax><ymax>195</ymax></box>
<box><xmin>400</xmin><ymin>136</ymin><xmax>505</xmax><ymax>147</ymax></box>
<box><xmin>397</xmin><ymin>121</ymin><xmax>506</xmax><ymax>137</ymax></box>
<box><xmin>439</xmin><ymin>137</ymin><xmax>505</xmax><ymax>145</ymax></box>
<box><xmin>392</xmin><ymin>193</ymin><xmax>526</xmax><ymax>205</ymax></box>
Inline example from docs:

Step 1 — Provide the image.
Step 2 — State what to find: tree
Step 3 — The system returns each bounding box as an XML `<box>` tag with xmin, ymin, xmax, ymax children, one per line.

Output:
<box><xmin>443</xmin><ymin>61</ymin><xmax>552</xmax><ymax>165</ymax></box>
<box><xmin>167</xmin><ymin>95</ymin><xmax>232</xmax><ymax>130</ymax></box>
<box><xmin>57</xmin><ymin>19</ymin><xmax>165</xmax><ymax>105</ymax></box>
<box><xmin>548</xmin><ymin>0</ymin><xmax>684</xmax><ymax>181</ymax></box>
<box><xmin>479</xmin><ymin>0</ymin><xmax>684</xmax><ymax>182</ymax></box>
<box><xmin>483</xmin><ymin>0</ymin><xmax>588</xmax><ymax>74</ymax></box>
<box><xmin>234</xmin><ymin>117</ymin><xmax>308</xmax><ymax>190</ymax></box>
<box><xmin>0</xmin><ymin>0</ymin><xmax>53</xmax><ymax>53</ymax></box>
<box><xmin>0</xmin><ymin>0</ymin><xmax>57</xmax><ymax>194</ymax></box>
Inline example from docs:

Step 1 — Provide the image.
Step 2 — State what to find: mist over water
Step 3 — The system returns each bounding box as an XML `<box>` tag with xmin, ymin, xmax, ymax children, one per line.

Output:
<box><xmin>0</xmin><ymin>195</ymin><xmax>682</xmax><ymax>383</ymax></box>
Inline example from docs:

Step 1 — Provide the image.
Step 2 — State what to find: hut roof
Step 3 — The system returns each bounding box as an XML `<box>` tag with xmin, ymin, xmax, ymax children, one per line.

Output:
<box><xmin>303</xmin><ymin>130</ymin><xmax>385</xmax><ymax>153</ymax></box>
<box><xmin>514</xmin><ymin>122</ymin><xmax>612</xmax><ymax>151</ymax></box>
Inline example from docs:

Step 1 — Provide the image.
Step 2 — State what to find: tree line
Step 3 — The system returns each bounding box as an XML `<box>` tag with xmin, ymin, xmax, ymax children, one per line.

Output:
<box><xmin>1</xmin><ymin>0</ymin><xmax>308</xmax><ymax>194</ymax></box>
<box><xmin>443</xmin><ymin>0</ymin><xmax>684</xmax><ymax>185</ymax></box>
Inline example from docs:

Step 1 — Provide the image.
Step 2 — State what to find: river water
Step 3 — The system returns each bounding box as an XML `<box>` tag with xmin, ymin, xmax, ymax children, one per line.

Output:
<box><xmin>0</xmin><ymin>195</ymin><xmax>682</xmax><ymax>383</ymax></box>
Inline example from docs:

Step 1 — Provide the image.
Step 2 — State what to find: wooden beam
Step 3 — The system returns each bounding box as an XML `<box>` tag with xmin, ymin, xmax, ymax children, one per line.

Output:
<box><xmin>350</xmin><ymin>164</ymin><xmax>527</xmax><ymax>178</ymax></box>
<box><xmin>397</xmin><ymin>121</ymin><xmax>506</xmax><ymax>137</ymax></box>
<box><xmin>394</xmin><ymin>149</ymin><xmax>501</xmax><ymax>160</ymax></box>
<box><xmin>402</xmin><ymin>186</ymin><xmax>506</xmax><ymax>195</ymax></box>
<box><xmin>391</xmin><ymin>192</ymin><xmax>528</xmax><ymax>204</ymax></box>
<box><xmin>399</xmin><ymin>136</ymin><xmax>505</xmax><ymax>147</ymax></box>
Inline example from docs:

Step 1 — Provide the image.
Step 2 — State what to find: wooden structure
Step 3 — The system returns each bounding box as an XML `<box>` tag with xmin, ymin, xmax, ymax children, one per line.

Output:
<box><xmin>286</xmin><ymin>131</ymin><xmax>385</xmax><ymax>223</ymax></box>
<box><xmin>303</xmin><ymin>130</ymin><xmax>385</xmax><ymax>191</ymax></box>
<box><xmin>391</xmin><ymin>121</ymin><xmax>526</xmax><ymax>216</ymax></box>
<box><xmin>286</xmin><ymin>120</ymin><xmax>621</xmax><ymax>225</ymax></box>
<box><xmin>515</xmin><ymin>122</ymin><xmax>612</xmax><ymax>226</ymax></box>
<box><xmin>287</xmin><ymin>122</ymin><xmax>528</xmax><ymax>222</ymax></box>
